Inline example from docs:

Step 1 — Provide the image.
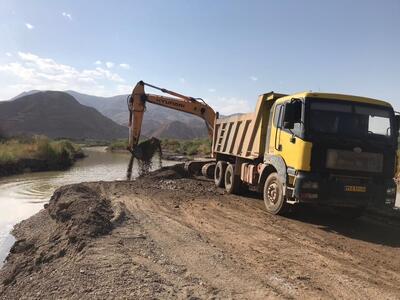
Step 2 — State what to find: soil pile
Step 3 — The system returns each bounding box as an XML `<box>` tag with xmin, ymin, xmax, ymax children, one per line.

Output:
<box><xmin>0</xmin><ymin>184</ymin><xmax>120</xmax><ymax>288</ymax></box>
<box><xmin>47</xmin><ymin>185</ymin><xmax>114</xmax><ymax>243</ymax></box>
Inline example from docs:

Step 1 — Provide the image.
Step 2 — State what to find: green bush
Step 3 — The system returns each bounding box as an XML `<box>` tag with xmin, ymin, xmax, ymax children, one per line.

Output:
<box><xmin>161</xmin><ymin>138</ymin><xmax>211</xmax><ymax>156</ymax></box>
<box><xmin>0</xmin><ymin>136</ymin><xmax>83</xmax><ymax>168</ymax></box>
<box><xmin>35</xmin><ymin>136</ymin><xmax>57</xmax><ymax>160</ymax></box>
<box><xmin>108</xmin><ymin>139</ymin><xmax>129</xmax><ymax>151</ymax></box>
<box><xmin>107</xmin><ymin>137</ymin><xmax>211</xmax><ymax>157</ymax></box>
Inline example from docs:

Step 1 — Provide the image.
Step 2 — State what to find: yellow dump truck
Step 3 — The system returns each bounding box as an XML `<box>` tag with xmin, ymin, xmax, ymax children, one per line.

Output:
<box><xmin>213</xmin><ymin>91</ymin><xmax>399</xmax><ymax>216</ymax></box>
<box><xmin>128</xmin><ymin>81</ymin><xmax>399</xmax><ymax>217</ymax></box>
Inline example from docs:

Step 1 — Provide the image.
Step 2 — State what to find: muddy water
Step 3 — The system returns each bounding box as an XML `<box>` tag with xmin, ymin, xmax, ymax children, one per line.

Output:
<box><xmin>0</xmin><ymin>147</ymin><xmax>175</xmax><ymax>266</ymax></box>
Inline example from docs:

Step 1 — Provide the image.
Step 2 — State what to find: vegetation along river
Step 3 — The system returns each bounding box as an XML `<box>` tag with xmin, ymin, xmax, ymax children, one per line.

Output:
<box><xmin>0</xmin><ymin>147</ymin><xmax>175</xmax><ymax>266</ymax></box>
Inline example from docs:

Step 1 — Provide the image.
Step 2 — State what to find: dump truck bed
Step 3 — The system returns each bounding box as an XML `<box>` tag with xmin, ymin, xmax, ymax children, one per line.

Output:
<box><xmin>212</xmin><ymin>92</ymin><xmax>286</xmax><ymax>159</ymax></box>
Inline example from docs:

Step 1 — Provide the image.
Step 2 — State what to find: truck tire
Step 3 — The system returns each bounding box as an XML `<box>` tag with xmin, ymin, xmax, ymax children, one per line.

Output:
<box><xmin>224</xmin><ymin>164</ymin><xmax>241</xmax><ymax>194</ymax></box>
<box><xmin>201</xmin><ymin>162</ymin><xmax>216</xmax><ymax>179</ymax></box>
<box><xmin>214</xmin><ymin>161</ymin><xmax>227</xmax><ymax>188</ymax></box>
<box><xmin>263</xmin><ymin>172</ymin><xmax>289</xmax><ymax>215</ymax></box>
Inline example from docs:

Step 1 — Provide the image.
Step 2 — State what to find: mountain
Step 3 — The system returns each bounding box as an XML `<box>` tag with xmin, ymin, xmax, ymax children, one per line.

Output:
<box><xmin>150</xmin><ymin>120</ymin><xmax>208</xmax><ymax>140</ymax></box>
<box><xmin>10</xmin><ymin>90</ymin><xmax>41</xmax><ymax>100</ymax></box>
<box><xmin>66</xmin><ymin>91</ymin><xmax>208</xmax><ymax>139</ymax></box>
<box><xmin>0</xmin><ymin>91</ymin><xmax>127</xmax><ymax>140</ymax></box>
<box><xmin>7</xmin><ymin>90</ymin><xmax>209</xmax><ymax>140</ymax></box>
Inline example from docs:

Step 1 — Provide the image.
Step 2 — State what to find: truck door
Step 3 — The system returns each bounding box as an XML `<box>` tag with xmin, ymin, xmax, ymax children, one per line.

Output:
<box><xmin>279</xmin><ymin>100</ymin><xmax>312</xmax><ymax>171</ymax></box>
<box><xmin>268</xmin><ymin>103</ymin><xmax>284</xmax><ymax>154</ymax></box>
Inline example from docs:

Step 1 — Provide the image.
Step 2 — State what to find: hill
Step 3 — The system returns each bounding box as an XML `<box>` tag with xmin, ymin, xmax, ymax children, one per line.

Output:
<box><xmin>0</xmin><ymin>91</ymin><xmax>127</xmax><ymax>140</ymax></box>
<box><xmin>150</xmin><ymin>120</ymin><xmax>207</xmax><ymax>140</ymax></box>
<box><xmin>66</xmin><ymin>91</ymin><xmax>208</xmax><ymax>139</ymax></box>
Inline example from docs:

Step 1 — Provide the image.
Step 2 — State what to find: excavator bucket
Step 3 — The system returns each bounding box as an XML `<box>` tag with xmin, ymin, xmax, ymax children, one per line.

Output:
<box><xmin>132</xmin><ymin>137</ymin><xmax>162</xmax><ymax>161</ymax></box>
<box><xmin>126</xmin><ymin>137</ymin><xmax>162</xmax><ymax>179</ymax></box>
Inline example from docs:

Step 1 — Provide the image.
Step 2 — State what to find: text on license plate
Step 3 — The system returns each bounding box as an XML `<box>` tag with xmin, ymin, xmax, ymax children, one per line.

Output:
<box><xmin>344</xmin><ymin>185</ymin><xmax>366</xmax><ymax>193</ymax></box>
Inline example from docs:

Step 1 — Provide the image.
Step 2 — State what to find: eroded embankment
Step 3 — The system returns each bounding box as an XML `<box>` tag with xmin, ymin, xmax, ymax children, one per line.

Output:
<box><xmin>1</xmin><ymin>164</ymin><xmax>400</xmax><ymax>299</ymax></box>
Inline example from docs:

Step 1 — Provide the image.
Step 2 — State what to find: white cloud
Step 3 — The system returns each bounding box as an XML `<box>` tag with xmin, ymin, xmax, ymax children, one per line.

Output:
<box><xmin>5</xmin><ymin>52</ymin><xmax>12</xmax><ymax>57</ymax></box>
<box><xmin>105</xmin><ymin>62</ymin><xmax>114</xmax><ymax>68</ymax></box>
<box><xmin>179</xmin><ymin>77</ymin><xmax>185</xmax><ymax>84</ymax></box>
<box><xmin>62</xmin><ymin>12</ymin><xmax>72</xmax><ymax>20</ymax></box>
<box><xmin>94</xmin><ymin>60</ymin><xmax>102</xmax><ymax>65</ymax></box>
<box><xmin>208</xmin><ymin>88</ymin><xmax>216</xmax><ymax>93</ymax></box>
<box><xmin>25</xmin><ymin>23</ymin><xmax>34</xmax><ymax>30</ymax></box>
<box><xmin>250</xmin><ymin>76</ymin><xmax>258</xmax><ymax>81</ymax></box>
<box><xmin>0</xmin><ymin>52</ymin><xmax>126</xmax><ymax>99</ymax></box>
<box><xmin>210</xmin><ymin>96</ymin><xmax>252</xmax><ymax>115</ymax></box>
<box><xmin>116</xmin><ymin>84</ymin><xmax>132</xmax><ymax>94</ymax></box>
<box><xmin>119</xmin><ymin>63</ymin><xmax>130</xmax><ymax>70</ymax></box>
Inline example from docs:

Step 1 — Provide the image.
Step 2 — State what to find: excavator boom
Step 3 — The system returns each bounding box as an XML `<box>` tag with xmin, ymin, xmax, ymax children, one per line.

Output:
<box><xmin>127</xmin><ymin>80</ymin><xmax>217</xmax><ymax>156</ymax></box>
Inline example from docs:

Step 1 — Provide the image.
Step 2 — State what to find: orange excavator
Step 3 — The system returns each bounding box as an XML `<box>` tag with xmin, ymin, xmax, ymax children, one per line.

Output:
<box><xmin>126</xmin><ymin>80</ymin><xmax>217</xmax><ymax>178</ymax></box>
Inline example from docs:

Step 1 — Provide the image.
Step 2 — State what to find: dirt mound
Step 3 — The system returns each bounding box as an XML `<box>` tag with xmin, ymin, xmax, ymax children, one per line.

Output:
<box><xmin>145</xmin><ymin>163</ymin><xmax>187</xmax><ymax>180</ymax></box>
<box><xmin>1</xmin><ymin>184</ymin><xmax>116</xmax><ymax>286</ymax></box>
<box><xmin>47</xmin><ymin>185</ymin><xmax>114</xmax><ymax>241</ymax></box>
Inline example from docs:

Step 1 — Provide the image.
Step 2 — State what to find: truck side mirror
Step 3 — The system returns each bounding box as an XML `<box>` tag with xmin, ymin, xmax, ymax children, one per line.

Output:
<box><xmin>283</xmin><ymin>121</ymin><xmax>294</xmax><ymax>129</ymax></box>
<box><xmin>395</xmin><ymin>115</ymin><xmax>400</xmax><ymax>132</ymax></box>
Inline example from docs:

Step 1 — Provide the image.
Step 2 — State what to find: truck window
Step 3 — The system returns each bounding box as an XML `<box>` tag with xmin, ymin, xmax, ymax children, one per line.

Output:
<box><xmin>291</xmin><ymin>101</ymin><xmax>303</xmax><ymax>136</ymax></box>
<box><xmin>309</xmin><ymin>100</ymin><xmax>394</xmax><ymax>141</ymax></box>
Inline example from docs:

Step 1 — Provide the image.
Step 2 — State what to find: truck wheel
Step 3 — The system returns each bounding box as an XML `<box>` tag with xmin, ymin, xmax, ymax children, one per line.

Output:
<box><xmin>201</xmin><ymin>162</ymin><xmax>216</xmax><ymax>179</ymax></box>
<box><xmin>263</xmin><ymin>172</ymin><xmax>289</xmax><ymax>215</ymax></box>
<box><xmin>214</xmin><ymin>161</ymin><xmax>227</xmax><ymax>187</ymax></box>
<box><xmin>224</xmin><ymin>164</ymin><xmax>241</xmax><ymax>194</ymax></box>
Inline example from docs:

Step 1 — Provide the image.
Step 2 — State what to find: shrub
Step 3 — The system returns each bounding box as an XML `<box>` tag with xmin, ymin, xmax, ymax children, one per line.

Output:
<box><xmin>0</xmin><ymin>136</ymin><xmax>82</xmax><ymax>169</ymax></box>
<box><xmin>34</xmin><ymin>136</ymin><xmax>57</xmax><ymax>161</ymax></box>
<box><xmin>108</xmin><ymin>139</ymin><xmax>128</xmax><ymax>151</ymax></box>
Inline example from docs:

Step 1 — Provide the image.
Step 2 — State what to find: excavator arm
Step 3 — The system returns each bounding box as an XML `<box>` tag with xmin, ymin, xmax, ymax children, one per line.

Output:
<box><xmin>127</xmin><ymin>80</ymin><xmax>217</xmax><ymax>154</ymax></box>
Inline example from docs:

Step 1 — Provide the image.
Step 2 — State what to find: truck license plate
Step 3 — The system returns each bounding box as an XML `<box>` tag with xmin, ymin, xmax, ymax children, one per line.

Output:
<box><xmin>344</xmin><ymin>185</ymin><xmax>366</xmax><ymax>193</ymax></box>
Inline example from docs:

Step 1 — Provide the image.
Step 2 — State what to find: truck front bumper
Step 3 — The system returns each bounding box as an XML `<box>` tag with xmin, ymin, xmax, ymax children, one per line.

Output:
<box><xmin>291</xmin><ymin>172</ymin><xmax>397</xmax><ymax>208</ymax></box>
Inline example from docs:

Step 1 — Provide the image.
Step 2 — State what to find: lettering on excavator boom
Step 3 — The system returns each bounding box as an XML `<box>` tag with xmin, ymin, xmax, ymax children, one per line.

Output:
<box><xmin>153</xmin><ymin>98</ymin><xmax>185</xmax><ymax>109</ymax></box>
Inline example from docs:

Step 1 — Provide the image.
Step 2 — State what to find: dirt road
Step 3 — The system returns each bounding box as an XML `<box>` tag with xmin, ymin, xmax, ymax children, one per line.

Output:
<box><xmin>1</xmin><ymin>164</ymin><xmax>400</xmax><ymax>299</ymax></box>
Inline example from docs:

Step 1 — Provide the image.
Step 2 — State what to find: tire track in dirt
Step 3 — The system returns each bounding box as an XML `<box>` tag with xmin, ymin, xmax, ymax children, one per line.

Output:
<box><xmin>119</xmin><ymin>178</ymin><xmax>400</xmax><ymax>299</ymax></box>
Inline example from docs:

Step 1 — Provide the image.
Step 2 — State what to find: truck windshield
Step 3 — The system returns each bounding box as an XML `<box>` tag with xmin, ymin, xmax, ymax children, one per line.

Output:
<box><xmin>308</xmin><ymin>99</ymin><xmax>394</xmax><ymax>142</ymax></box>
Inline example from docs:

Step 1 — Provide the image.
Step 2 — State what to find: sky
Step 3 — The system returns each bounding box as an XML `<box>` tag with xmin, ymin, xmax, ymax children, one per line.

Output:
<box><xmin>0</xmin><ymin>0</ymin><xmax>399</xmax><ymax>114</ymax></box>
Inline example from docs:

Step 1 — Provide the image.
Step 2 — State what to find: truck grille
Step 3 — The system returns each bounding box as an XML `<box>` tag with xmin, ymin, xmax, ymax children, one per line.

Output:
<box><xmin>326</xmin><ymin>149</ymin><xmax>383</xmax><ymax>173</ymax></box>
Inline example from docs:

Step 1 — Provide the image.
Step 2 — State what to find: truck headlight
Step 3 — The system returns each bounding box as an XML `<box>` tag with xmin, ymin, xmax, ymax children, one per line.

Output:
<box><xmin>302</xmin><ymin>181</ymin><xmax>319</xmax><ymax>189</ymax></box>
<box><xmin>385</xmin><ymin>198</ymin><xmax>395</xmax><ymax>205</ymax></box>
<box><xmin>386</xmin><ymin>187</ymin><xmax>396</xmax><ymax>195</ymax></box>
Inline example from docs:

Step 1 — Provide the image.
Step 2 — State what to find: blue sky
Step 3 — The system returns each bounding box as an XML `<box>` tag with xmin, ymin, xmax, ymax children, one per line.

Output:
<box><xmin>0</xmin><ymin>0</ymin><xmax>399</xmax><ymax>114</ymax></box>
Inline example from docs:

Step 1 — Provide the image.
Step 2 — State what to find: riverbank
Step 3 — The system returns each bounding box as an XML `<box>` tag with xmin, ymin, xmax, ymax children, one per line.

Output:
<box><xmin>0</xmin><ymin>137</ymin><xmax>84</xmax><ymax>177</ymax></box>
<box><xmin>1</xmin><ymin>164</ymin><xmax>400</xmax><ymax>299</ymax></box>
<box><xmin>107</xmin><ymin>138</ymin><xmax>211</xmax><ymax>161</ymax></box>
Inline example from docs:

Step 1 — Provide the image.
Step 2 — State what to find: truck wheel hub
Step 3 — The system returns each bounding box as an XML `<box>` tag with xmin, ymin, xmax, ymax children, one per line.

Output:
<box><xmin>267</xmin><ymin>183</ymin><xmax>278</xmax><ymax>204</ymax></box>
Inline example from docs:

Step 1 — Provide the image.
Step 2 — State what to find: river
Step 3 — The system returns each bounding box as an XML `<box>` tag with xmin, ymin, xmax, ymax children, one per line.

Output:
<box><xmin>0</xmin><ymin>147</ymin><xmax>176</xmax><ymax>267</ymax></box>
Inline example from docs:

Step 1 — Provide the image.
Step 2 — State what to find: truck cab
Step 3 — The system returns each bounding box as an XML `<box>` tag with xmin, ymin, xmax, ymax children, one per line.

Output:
<box><xmin>265</xmin><ymin>93</ymin><xmax>398</xmax><ymax>215</ymax></box>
